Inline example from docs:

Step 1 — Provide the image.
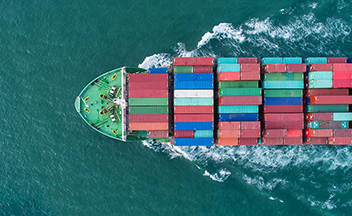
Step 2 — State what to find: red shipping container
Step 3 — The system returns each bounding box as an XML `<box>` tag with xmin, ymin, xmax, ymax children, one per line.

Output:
<box><xmin>174</xmin><ymin>106</ymin><xmax>213</xmax><ymax>114</ymax></box>
<box><xmin>219</xmin><ymin>96</ymin><xmax>262</xmax><ymax>105</ymax></box>
<box><xmin>129</xmin><ymin>114</ymin><xmax>168</xmax><ymax>123</ymax></box>
<box><xmin>286</xmin><ymin>63</ymin><xmax>306</xmax><ymax>72</ymax></box>
<box><xmin>129</xmin><ymin>90</ymin><xmax>168</xmax><ymax>98</ymax></box>
<box><xmin>333</xmin><ymin>79</ymin><xmax>352</xmax><ymax>88</ymax></box>
<box><xmin>240</xmin><ymin>64</ymin><xmax>260</xmax><ymax>72</ymax></box>
<box><xmin>333</xmin><ymin>71</ymin><xmax>352</xmax><ymax>80</ymax></box>
<box><xmin>327</xmin><ymin>57</ymin><xmax>347</xmax><ymax>63</ymax></box>
<box><xmin>193</xmin><ymin>65</ymin><xmax>213</xmax><ymax>73</ymax></box>
<box><xmin>129</xmin><ymin>81</ymin><xmax>168</xmax><ymax>90</ymax></box>
<box><xmin>305</xmin><ymin>129</ymin><xmax>333</xmax><ymax>137</ymax></box>
<box><xmin>217</xmin><ymin>138</ymin><xmax>238</xmax><ymax>146</ymax></box>
<box><xmin>129</xmin><ymin>122</ymin><xmax>168</xmax><ymax>131</ymax></box>
<box><xmin>286</xmin><ymin>130</ymin><xmax>303</xmax><ymax>137</ymax></box>
<box><xmin>174</xmin><ymin>114</ymin><xmax>213</xmax><ymax>122</ymax></box>
<box><xmin>332</xmin><ymin>63</ymin><xmax>352</xmax><ymax>71</ymax></box>
<box><xmin>309</xmin><ymin>96</ymin><xmax>352</xmax><ymax>105</ymax></box>
<box><xmin>305</xmin><ymin>113</ymin><xmax>333</xmax><ymax>121</ymax></box>
<box><xmin>264</xmin><ymin>121</ymin><xmax>304</xmax><ymax>129</ymax></box>
<box><xmin>218</xmin><ymin>122</ymin><xmax>241</xmax><ymax>130</ymax></box>
<box><xmin>284</xmin><ymin>137</ymin><xmax>302</xmax><ymax>145</ymax></box>
<box><xmin>173</xmin><ymin>57</ymin><xmax>214</xmax><ymax>66</ymax></box>
<box><xmin>306</xmin><ymin>89</ymin><xmax>349</xmax><ymax>96</ymax></box>
<box><xmin>264</xmin><ymin>113</ymin><xmax>303</xmax><ymax>122</ymax></box>
<box><xmin>241</xmin><ymin>129</ymin><xmax>261</xmax><ymax>138</ymax></box>
<box><xmin>238</xmin><ymin>138</ymin><xmax>258</xmax><ymax>145</ymax></box>
<box><xmin>218</xmin><ymin>130</ymin><xmax>241</xmax><ymax>138</ymax></box>
<box><xmin>241</xmin><ymin>121</ymin><xmax>260</xmax><ymax>130</ymax></box>
<box><xmin>329</xmin><ymin>137</ymin><xmax>352</xmax><ymax>145</ymax></box>
<box><xmin>262</xmin><ymin>138</ymin><xmax>284</xmax><ymax>145</ymax></box>
<box><xmin>309</xmin><ymin>63</ymin><xmax>332</xmax><ymax>71</ymax></box>
<box><xmin>240</xmin><ymin>72</ymin><xmax>260</xmax><ymax>80</ymax></box>
<box><xmin>148</xmin><ymin>130</ymin><xmax>169</xmax><ymax>138</ymax></box>
<box><xmin>237</xmin><ymin>57</ymin><xmax>257</xmax><ymax>64</ymax></box>
<box><xmin>334</xmin><ymin>129</ymin><xmax>352</xmax><ymax>137</ymax></box>
<box><xmin>174</xmin><ymin>130</ymin><xmax>194</xmax><ymax>138</ymax></box>
<box><xmin>263</xmin><ymin>64</ymin><xmax>286</xmax><ymax>73</ymax></box>
<box><xmin>218</xmin><ymin>72</ymin><xmax>240</xmax><ymax>81</ymax></box>
<box><xmin>263</xmin><ymin>129</ymin><xmax>287</xmax><ymax>137</ymax></box>
<box><xmin>305</xmin><ymin>137</ymin><xmax>329</xmax><ymax>145</ymax></box>
<box><xmin>264</xmin><ymin>105</ymin><xmax>303</xmax><ymax>113</ymax></box>
<box><xmin>128</xmin><ymin>74</ymin><xmax>168</xmax><ymax>82</ymax></box>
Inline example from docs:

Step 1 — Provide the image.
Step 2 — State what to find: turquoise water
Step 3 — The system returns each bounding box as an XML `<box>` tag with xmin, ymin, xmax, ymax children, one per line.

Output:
<box><xmin>1</xmin><ymin>0</ymin><xmax>352</xmax><ymax>215</ymax></box>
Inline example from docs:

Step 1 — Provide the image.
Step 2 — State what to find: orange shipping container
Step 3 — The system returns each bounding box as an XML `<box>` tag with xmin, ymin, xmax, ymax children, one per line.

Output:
<box><xmin>218</xmin><ymin>122</ymin><xmax>241</xmax><ymax>130</ymax></box>
<box><xmin>217</xmin><ymin>138</ymin><xmax>239</xmax><ymax>146</ymax></box>
<box><xmin>129</xmin><ymin>122</ymin><xmax>168</xmax><ymax>131</ymax></box>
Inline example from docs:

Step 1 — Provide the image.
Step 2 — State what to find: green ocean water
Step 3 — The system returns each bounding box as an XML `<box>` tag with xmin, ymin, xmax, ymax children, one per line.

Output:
<box><xmin>1</xmin><ymin>0</ymin><xmax>352</xmax><ymax>215</ymax></box>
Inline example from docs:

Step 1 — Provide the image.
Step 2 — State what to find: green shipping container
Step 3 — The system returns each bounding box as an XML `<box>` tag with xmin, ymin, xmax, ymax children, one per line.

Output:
<box><xmin>307</xmin><ymin>121</ymin><xmax>349</xmax><ymax>129</ymax></box>
<box><xmin>333</xmin><ymin>113</ymin><xmax>352</xmax><ymax>121</ymax></box>
<box><xmin>174</xmin><ymin>66</ymin><xmax>193</xmax><ymax>73</ymax></box>
<box><xmin>219</xmin><ymin>88</ymin><xmax>262</xmax><ymax>96</ymax></box>
<box><xmin>129</xmin><ymin>106</ymin><xmax>168</xmax><ymax>114</ymax></box>
<box><xmin>174</xmin><ymin>97</ymin><xmax>214</xmax><ymax>106</ymax></box>
<box><xmin>306</xmin><ymin>105</ymin><xmax>349</xmax><ymax>113</ymax></box>
<box><xmin>129</xmin><ymin>98</ymin><xmax>168</xmax><ymax>106</ymax></box>
<box><xmin>218</xmin><ymin>105</ymin><xmax>259</xmax><ymax>114</ymax></box>
<box><xmin>264</xmin><ymin>89</ymin><xmax>303</xmax><ymax>97</ymax></box>
<box><xmin>219</xmin><ymin>81</ymin><xmax>258</xmax><ymax>88</ymax></box>
<box><xmin>264</xmin><ymin>73</ymin><xmax>303</xmax><ymax>81</ymax></box>
<box><xmin>194</xmin><ymin>130</ymin><xmax>213</xmax><ymax>138</ymax></box>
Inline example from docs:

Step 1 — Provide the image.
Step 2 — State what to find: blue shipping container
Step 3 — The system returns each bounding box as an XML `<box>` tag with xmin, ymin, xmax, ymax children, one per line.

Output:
<box><xmin>218</xmin><ymin>64</ymin><xmax>240</xmax><ymax>72</ymax></box>
<box><xmin>149</xmin><ymin>68</ymin><xmax>167</xmax><ymax>73</ymax></box>
<box><xmin>261</xmin><ymin>57</ymin><xmax>283</xmax><ymax>66</ymax></box>
<box><xmin>174</xmin><ymin>138</ymin><xmax>214</xmax><ymax>146</ymax></box>
<box><xmin>305</xmin><ymin>57</ymin><xmax>328</xmax><ymax>65</ymax></box>
<box><xmin>282</xmin><ymin>57</ymin><xmax>302</xmax><ymax>64</ymax></box>
<box><xmin>263</xmin><ymin>81</ymin><xmax>304</xmax><ymax>89</ymax></box>
<box><xmin>264</xmin><ymin>97</ymin><xmax>302</xmax><ymax>105</ymax></box>
<box><xmin>308</xmin><ymin>80</ymin><xmax>333</xmax><ymax>88</ymax></box>
<box><xmin>219</xmin><ymin>105</ymin><xmax>259</xmax><ymax>114</ymax></box>
<box><xmin>194</xmin><ymin>130</ymin><xmax>213</xmax><ymax>138</ymax></box>
<box><xmin>174</xmin><ymin>81</ymin><xmax>213</xmax><ymax>89</ymax></box>
<box><xmin>174</xmin><ymin>73</ymin><xmax>213</xmax><ymax>81</ymax></box>
<box><xmin>307</xmin><ymin>121</ymin><xmax>349</xmax><ymax>129</ymax></box>
<box><xmin>219</xmin><ymin>114</ymin><xmax>259</xmax><ymax>121</ymax></box>
<box><xmin>218</xmin><ymin>58</ymin><xmax>237</xmax><ymax>64</ymax></box>
<box><xmin>308</xmin><ymin>71</ymin><xmax>333</xmax><ymax>80</ymax></box>
<box><xmin>174</xmin><ymin>122</ymin><xmax>213</xmax><ymax>130</ymax></box>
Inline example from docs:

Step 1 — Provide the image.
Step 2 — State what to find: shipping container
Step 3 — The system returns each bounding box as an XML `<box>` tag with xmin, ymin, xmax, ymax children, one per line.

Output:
<box><xmin>174</xmin><ymin>81</ymin><xmax>213</xmax><ymax>89</ymax></box>
<box><xmin>327</xmin><ymin>57</ymin><xmax>347</xmax><ymax>63</ymax></box>
<box><xmin>264</xmin><ymin>113</ymin><xmax>303</xmax><ymax>122</ymax></box>
<box><xmin>218</xmin><ymin>105</ymin><xmax>259</xmax><ymax>114</ymax></box>
<box><xmin>129</xmin><ymin>106</ymin><xmax>168</xmax><ymax>114</ymax></box>
<box><xmin>173</xmin><ymin>66</ymin><xmax>193</xmax><ymax>73</ymax></box>
<box><xmin>219</xmin><ymin>114</ymin><xmax>259</xmax><ymax>121</ymax></box>
<box><xmin>193</xmin><ymin>65</ymin><xmax>213</xmax><ymax>73</ymax></box>
<box><xmin>308</xmin><ymin>71</ymin><xmax>333</xmax><ymax>80</ymax></box>
<box><xmin>261</xmin><ymin>57</ymin><xmax>283</xmax><ymax>66</ymax></box>
<box><xmin>307</xmin><ymin>121</ymin><xmax>349</xmax><ymax>129</ymax></box>
<box><xmin>284</xmin><ymin>137</ymin><xmax>302</xmax><ymax>145</ymax></box>
<box><xmin>333</xmin><ymin>113</ymin><xmax>352</xmax><ymax>121</ymax></box>
<box><xmin>263</xmin><ymin>64</ymin><xmax>286</xmax><ymax>72</ymax></box>
<box><xmin>129</xmin><ymin>90</ymin><xmax>168</xmax><ymax>98</ymax></box>
<box><xmin>241</xmin><ymin>121</ymin><xmax>261</xmax><ymax>129</ymax></box>
<box><xmin>264</xmin><ymin>105</ymin><xmax>303</xmax><ymax>113</ymax></box>
<box><xmin>263</xmin><ymin>97</ymin><xmax>302</xmax><ymax>105</ymax></box>
<box><xmin>286</xmin><ymin>63</ymin><xmax>306</xmax><ymax>72</ymax></box>
<box><xmin>128</xmin><ymin>74</ymin><xmax>168</xmax><ymax>82</ymax></box>
<box><xmin>328</xmin><ymin>137</ymin><xmax>352</xmax><ymax>145</ymax></box>
<box><xmin>174</xmin><ymin>97</ymin><xmax>213</xmax><ymax>106</ymax></box>
<box><xmin>306</xmin><ymin>105</ymin><xmax>349</xmax><ymax>113</ymax></box>
<box><xmin>263</xmin><ymin>81</ymin><xmax>304</xmax><ymax>89</ymax></box>
<box><xmin>305</xmin><ymin>137</ymin><xmax>329</xmax><ymax>145</ymax></box>
<box><xmin>149</xmin><ymin>68</ymin><xmax>167</xmax><ymax>74</ymax></box>
<box><xmin>174</xmin><ymin>90</ymin><xmax>213</xmax><ymax>98</ymax></box>
<box><xmin>219</xmin><ymin>88</ymin><xmax>262</xmax><ymax>96</ymax></box>
<box><xmin>194</xmin><ymin>130</ymin><xmax>213</xmax><ymax>138</ymax></box>
<box><xmin>218</xmin><ymin>122</ymin><xmax>241</xmax><ymax>130</ymax></box>
<box><xmin>332</xmin><ymin>71</ymin><xmax>352</xmax><ymax>80</ymax></box>
<box><xmin>305</xmin><ymin>129</ymin><xmax>333</xmax><ymax>137</ymax></box>
<box><xmin>174</xmin><ymin>114</ymin><xmax>213</xmax><ymax>122</ymax></box>
<box><xmin>334</xmin><ymin>129</ymin><xmax>352</xmax><ymax>137</ymax></box>
<box><xmin>264</xmin><ymin>121</ymin><xmax>304</xmax><ymax>129</ymax></box>
<box><xmin>129</xmin><ymin>122</ymin><xmax>168</xmax><ymax>130</ymax></box>
<box><xmin>217</xmin><ymin>138</ymin><xmax>239</xmax><ymax>145</ymax></box>
<box><xmin>306</xmin><ymin>89</ymin><xmax>349</xmax><ymax>96</ymax></box>
<box><xmin>237</xmin><ymin>57</ymin><xmax>257</xmax><ymax>64</ymax></box>
<box><xmin>305</xmin><ymin>57</ymin><xmax>328</xmax><ymax>65</ymax></box>
<box><xmin>333</xmin><ymin>79</ymin><xmax>352</xmax><ymax>88</ymax></box>
<box><xmin>308</xmin><ymin>96</ymin><xmax>352</xmax><ymax>105</ymax></box>
<box><xmin>264</xmin><ymin>73</ymin><xmax>303</xmax><ymax>81</ymax></box>
<box><xmin>173</xmin><ymin>57</ymin><xmax>214</xmax><ymax>66</ymax></box>
<box><xmin>238</xmin><ymin>138</ymin><xmax>258</xmax><ymax>145</ymax></box>
<box><xmin>264</xmin><ymin>89</ymin><xmax>302</xmax><ymax>97</ymax></box>
<box><xmin>282</xmin><ymin>57</ymin><xmax>302</xmax><ymax>64</ymax></box>
<box><xmin>219</xmin><ymin>96</ymin><xmax>262</xmax><ymax>105</ymax></box>
<box><xmin>174</xmin><ymin>106</ymin><xmax>213</xmax><ymax>114</ymax></box>
<box><xmin>240</xmin><ymin>72</ymin><xmax>261</xmax><ymax>80</ymax></box>
<box><xmin>174</xmin><ymin>73</ymin><xmax>213</xmax><ymax>81</ymax></box>
<box><xmin>219</xmin><ymin>81</ymin><xmax>258</xmax><ymax>88</ymax></box>
<box><xmin>240</xmin><ymin>64</ymin><xmax>260</xmax><ymax>72</ymax></box>
<box><xmin>174</xmin><ymin>138</ymin><xmax>213</xmax><ymax>146</ymax></box>
<box><xmin>305</xmin><ymin>113</ymin><xmax>333</xmax><ymax>121</ymax></box>
<box><xmin>218</xmin><ymin>64</ymin><xmax>241</xmax><ymax>72</ymax></box>
<box><xmin>147</xmin><ymin>130</ymin><xmax>169</xmax><ymax>138</ymax></box>
<box><xmin>174</xmin><ymin>130</ymin><xmax>194</xmax><ymax>138</ymax></box>
<box><xmin>332</xmin><ymin>63</ymin><xmax>352</xmax><ymax>71</ymax></box>
<box><xmin>218</xmin><ymin>130</ymin><xmax>241</xmax><ymax>138</ymax></box>
<box><xmin>309</xmin><ymin>64</ymin><xmax>332</xmax><ymax>72</ymax></box>
<box><xmin>263</xmin><ymin>129</ymin><xmax>302</xmax><ymax>137</ymax></box>
<box><xmin>308</xmin><ymin>80</ymin><xmax>333</xmax><ymax>88</ymax></box>
<box><xmin>129</xmin><ymin>81</ymin><xmax>168</xmax><ymax>90</ymax></box>
<box><xmin>174</xmin><ymin>122</ymin><xmax>213</xmax><ymax>130</ymax></box>
<box><xmin>129</xmin><ymin>114</ymin><xmax>168</xmax><ymax>123</ymax></box>
<box><xmin>262</xmin><ymin>137</ymin><xmax>284</xmax><ymax>145</ymax></box>
<box><xmin>218</xmin><ymin>72</ymin><xmax>240</xmax><ymax>81</ymax></box>
<box><xmin>241</xmin><ymin>129</ymin><xmax>261</xmax><ymax>138</ymax></box>
<box><xmin>218</xmin><ymin>58</ymin><xmax>237</xmax><ymax>64</ymax></box>
<box><xmin>129</xmin><ymin>97</ymin><xmax>168</xmax><ymax>106</ymax></box>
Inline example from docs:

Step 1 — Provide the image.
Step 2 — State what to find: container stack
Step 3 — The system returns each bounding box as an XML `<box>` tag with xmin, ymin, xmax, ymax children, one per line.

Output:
<box><xmin>173</xmin><ymin>57</ymin><xmax>214</xmax><ymax>146</ymax></box>
<box><xmin>217</xmin><ymin>57</ymin><xmax>262</xmax><ymax>146</ymax></box>
<box><xmin>128</xmin><ymin>73</ymin><xmax>169</xmax><ymax>138</ymax></box>
<box><xmin>261</xmin><ymin>57</ymin><xmax>305</xmax><ymax>145</ymax></box>
<box><xmin>305</xmin><ymin>57</ymin><xmax>352</xmax><ymax>145</ymax></box>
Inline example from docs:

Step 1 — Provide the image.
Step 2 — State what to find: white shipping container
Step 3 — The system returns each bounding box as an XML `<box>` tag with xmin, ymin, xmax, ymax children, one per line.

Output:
<box><xmin>174</xmin><ymin>90</ymin><xmax>213</xmax><ymax>98</ymax></box>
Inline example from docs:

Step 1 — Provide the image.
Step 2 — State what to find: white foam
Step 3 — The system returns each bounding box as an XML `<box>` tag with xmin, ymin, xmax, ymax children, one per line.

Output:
<box><xmin>138</xmin><ymin>53</ymin><xmax>172</xmax><ymax>69</ymax></box>
<box><xmin>203</xmin><ymin>169</ymin><xmax>231</xmax><ymax>182</ymax></box>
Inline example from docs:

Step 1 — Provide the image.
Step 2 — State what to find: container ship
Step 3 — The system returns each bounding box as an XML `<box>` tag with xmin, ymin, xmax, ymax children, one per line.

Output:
<box><xmin>75</xmin><ymin>57</ymin><xmax>352</xmax><ymax>145</ymax></box>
